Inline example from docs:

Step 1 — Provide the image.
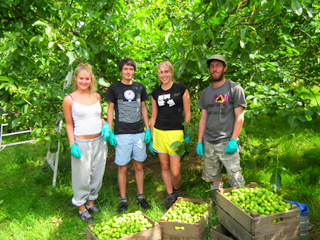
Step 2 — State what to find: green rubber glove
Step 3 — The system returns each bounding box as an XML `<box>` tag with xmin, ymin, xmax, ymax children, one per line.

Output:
<box><xmin>196</xmin><ymin>142</ymin><xmax>204</xmax><ymax>156</ymax></box>
<box><xmin>149</xmin><ymin>140</ymin><xmax>156</xmax><ymax>155</ymax></box>
<box><xmin>101</xmin><ymin>123</ymin><xmax>111</xmax><ymax>141</ymax></box>
<box><xmin>108</xmin><ymin>132</ymin><xmax>117</xmax><ymax>147</ymax></box>
<box><xmin>225</xmin><ymin>138</ymin><xmax>238</xmax><ymax>153</ymax></box>
<box><xmin>183</xmin><ymin>134</ymin><xmax>191</xmax><ymax>143</ymax></box>
<box><xmin>145</xmin><ymin>129</ymin><xmax>151</xmax><ymax>144</ymax></box>
<box><xmin>70</xmin><ymin>143</ymin><xmax>81</xmax><ymax>158</ymax></box>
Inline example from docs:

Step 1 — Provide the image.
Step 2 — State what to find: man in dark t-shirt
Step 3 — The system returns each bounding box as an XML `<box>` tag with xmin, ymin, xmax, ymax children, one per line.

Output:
<box><xmin>105</xmin><ymin>58</ymin><xmax>152</xmax><ymax>214</ymax></box>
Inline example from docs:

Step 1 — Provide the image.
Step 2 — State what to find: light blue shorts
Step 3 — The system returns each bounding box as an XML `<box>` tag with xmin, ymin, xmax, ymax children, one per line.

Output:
<box><xmin>114</xmin><ymin>133</ymin><xmax>147</xmax><ymax>166</ymax></box>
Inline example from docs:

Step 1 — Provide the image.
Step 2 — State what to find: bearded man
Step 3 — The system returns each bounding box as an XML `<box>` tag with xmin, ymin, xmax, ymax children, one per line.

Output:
<box><xmin>196</xmin><ymin>54</ymin><xmax>246</xmax><ymax>201</ymax></box>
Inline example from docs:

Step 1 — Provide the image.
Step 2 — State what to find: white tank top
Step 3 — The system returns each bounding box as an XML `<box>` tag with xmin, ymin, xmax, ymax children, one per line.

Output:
<box><xmin>70</xmin><ymin>95</ymin><xmax>102</xmax><ymax>136</ymax></box>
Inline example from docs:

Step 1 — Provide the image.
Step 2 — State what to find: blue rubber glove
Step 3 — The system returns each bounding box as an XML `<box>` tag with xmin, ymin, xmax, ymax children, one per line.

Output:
<box><xmin>225</xmin><ymin>138</ymin><xmax>238</xmax><ymax>154</ymax></box>
<box><xmin>183</xmin><ymin>134</ymin><xmax>191</xmax><ymax>143</ymax></box>
<box><xmin>108</xmin><ymin>132</ymin><xmax>117</xmax><ymax>147</ymax></box>
<box><xmin>145</xmin><ymin>129</ymin><xmax>151</xmax><ymax>144</ymax></box>
<box><xmin>101</xmin><ymin>123</ymin><xmax>111</xmax><ymax>141</ymax></box>
<box><xmin>70</xmin><ymin>143</ymin><xmax>81</xmax><ymax>158</ymax></box>
<box><xmin>149</xmin><ymin>140</ymin><xmax>156</xmax><ymax>155</ymax></box>
<box><xmin>196</xmin><ymin>142</ymin><xmax>204</xmax><ymax>156</ymax></box>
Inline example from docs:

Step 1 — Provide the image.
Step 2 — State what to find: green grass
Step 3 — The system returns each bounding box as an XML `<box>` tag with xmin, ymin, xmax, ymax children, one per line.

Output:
<box><xmin>0</xmin><ymin>115</ymin><xmax>319</xmax><ymax>239</ymax></box>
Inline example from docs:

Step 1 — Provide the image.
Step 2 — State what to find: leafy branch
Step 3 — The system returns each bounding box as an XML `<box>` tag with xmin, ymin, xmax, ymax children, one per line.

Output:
<box><xmin>169</xmin><ymin>122</ymin><xmax>195</xmax><ymax>162</ymax></box>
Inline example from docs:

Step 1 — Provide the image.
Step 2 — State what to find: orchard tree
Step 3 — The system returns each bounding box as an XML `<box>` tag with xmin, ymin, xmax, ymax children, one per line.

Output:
<box><xmin>0</xmin><ymin>0</ymin><xmax>319</xmax><ymax>187</ymax></box>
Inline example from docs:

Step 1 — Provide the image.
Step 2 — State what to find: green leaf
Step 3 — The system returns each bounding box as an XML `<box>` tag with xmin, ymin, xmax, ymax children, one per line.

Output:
<box><xmin>97</xmin><ymin>78</ymin><xmax>110</xmax><ymax>87</ymax></box>
<box><xmin>176</xmin><ymin>59</ymin><xmax>188</xmax><ymax>78</ymax></box>
<box><xmin>176</xmin><ymin>148</ymin><xmax>186</xmax><ymax>156</ymax></box>
<box><xmin>131</xmin><ymin>29</ymin><xmax>140</xmax><ymax>38</ymax></box>
<box><xmin>32</xmin><ymin>20</ymin><xmax>47</xmax><ymax>27</ymax></box>
<box><xmin>270</xmin><ymin>170</ymin><xmax>282</xmax><ymax>192</ymax></box>
<box><xmin>66</xmin><ymin>51</ymin><xmax>76</xmax><ymax>64</ymax></box>
<box><xmin>244</xmin><ymin>160</ymin><xmax>255</xmax><ymax>169</ymax></box>
<box><xmin>156</xmin><ymin>36</ymin><xmax>165</xmax><ymax>50</ymax></box>
<box><xmin>180</xmin><ymin>154</ymin><xmax>188</xmax><ymax>162</ymax></box>
<box><xmin>305</xmin><ymin>115</ymin><xmax>312</xmax><ymax>121</ymax></box>
<box><xmin>274</xmin><ymin>3</ymin><xmax>282</xmax><ymax>15</ymax></box>
<box><xmin>292</xmin><ymin>0</ymin><xmax>303</xmax><ymax>16</ymax></box>
<box><xmin>296</xmin><ymin>115</ymin><xmax>307</xmax><ymax>122</ymax></box>
<box><xmin>240</xmin><ymin>52</ymin><xmax>250</xmax><ymax>63</ymax></box>
<box><xmin>206</xmin><ymin>30</ymin><xmax>215</xmax><ymax>41</ymax></box>
<box><xmin>0</xmin><ymin>76</ymin><xmax>10</xmax><ymax>82</ymax></box>
<box><xmin>225</xmin><ymin>0</ymin><xmax>234</xmax><ymax>12</ymax></box>
<box><xmin>240</xmin><ymin>40</ymin><xmax>246</xmax><ymax>48</ymax></box>
<box><xmin>49</xmin><ymin>138</ymin><xmax>58</xmax><ymax>153</ymax></box>
<box><xmin>29</xmin><ymin>36</ymin><xmax>40</xmax><ymax>44</ymax></box>
<box><xmin>170</xmin><ymin>141</ymin><xmax>183</xmax><ymax>149</ymax></box>
<box><xmin>178</xmin><ymin>45</ymin><xmax>185</xmax><ymax>56</ymax></box>
<box><xmin>71</xmin><ymin>13</ymin><xmax>82</xmax><ymax>20</ymax></box>
<box><xmin>77</xmin><ymin>38</ymin><xmax>87</xmax><ymax>48</ymax></box>
<box><xmin>287</xmin><ymin>116</ymin><xmax>299</xmax><ymax>128</ymax></box>
<box><xmin>240</xmin><ymin>28</ymin><xmax>248</xmax><ymax>38</ymax></box>
<box><xmin>48</xmin><ymin>42</ymin><xmax>55</xmax><ymax>49</ymax></box>
<box><xmin>165</xmin><ymin>33</ymin><xmax>171</xmax><ymax>43</ymax></box>
<box><xmin>11</xmin><ymin>118</ymin><xmax>20</xmax><ymax>128</ymax></box>
<box><xmin>195</xmin><ymin>54</ymin><xmax>207</xmax><ymax>74</ymax></box>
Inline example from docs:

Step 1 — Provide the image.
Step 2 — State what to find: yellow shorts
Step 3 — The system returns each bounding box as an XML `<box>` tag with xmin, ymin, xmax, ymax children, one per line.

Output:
<box><xmin>153</xmin><ymin>128</ymin><xmax>184</xmax><ymax>156</ymax></box>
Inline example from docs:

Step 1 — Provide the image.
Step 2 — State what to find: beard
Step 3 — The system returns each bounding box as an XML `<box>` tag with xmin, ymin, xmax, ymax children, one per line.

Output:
<box><xmin>211</xmin><ymin>71</ymin><xmax>224</xmax><ymax>82</ymax></box>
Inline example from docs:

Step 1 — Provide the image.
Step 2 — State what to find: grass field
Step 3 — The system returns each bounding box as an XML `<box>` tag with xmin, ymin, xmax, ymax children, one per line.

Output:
<box><xmin>0</xmin><ymin>115</ymin><xmax>319</xmax><ymax>239</ymax></box>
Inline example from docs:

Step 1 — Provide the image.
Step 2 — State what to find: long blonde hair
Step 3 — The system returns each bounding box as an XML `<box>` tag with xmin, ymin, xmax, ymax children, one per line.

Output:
<box><xmin>72</xmin><ymin>63</ymin><xmax>96</xmax><ymax>93</ymax></box>
<box><xmin>157</xmin><ymin>61</ymin><xmax>175</xmax><ymax>84</ymax></box>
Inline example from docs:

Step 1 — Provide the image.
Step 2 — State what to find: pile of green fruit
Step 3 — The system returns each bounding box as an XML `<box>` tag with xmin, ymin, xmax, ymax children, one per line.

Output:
<box><xmin>223</xmin><ymin>186</ymin><xmax>292</xmax><ymax>217</ymax></box>
<box><xmin>90</xmin><ymin>211</ymin><xmax>153</xmax><ymax>239</ymax></box>
<box><xmin>164</xmin><ymin>201</ymin><xmax>209</xmax><ymax>224</ymax></box>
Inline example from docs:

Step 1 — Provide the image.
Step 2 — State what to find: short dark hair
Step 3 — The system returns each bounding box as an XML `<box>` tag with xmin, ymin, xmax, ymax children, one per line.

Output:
<box><xmin>119</xmin><ymin>58</ymin><xmax>136</xmax><ymax>72</ymax></box>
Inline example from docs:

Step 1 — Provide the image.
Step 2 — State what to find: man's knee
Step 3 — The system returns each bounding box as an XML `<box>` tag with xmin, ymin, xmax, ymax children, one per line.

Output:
<box><xmin>118</xmin><ymin>165</ymin><xmax>128</xmax><ymax>174</ymax></box>
<box><xmin>228</xmin><ymin>170</ymin><xmax>245</xmax><ymax>187</ymax></box>
<box><xmin>133</xmin><ymin>161</ymin><xmax>143</xmax><ymax>172</ymax></box>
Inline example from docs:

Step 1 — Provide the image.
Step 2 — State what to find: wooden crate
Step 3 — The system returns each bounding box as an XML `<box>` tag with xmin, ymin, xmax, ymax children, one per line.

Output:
<box><xmin>210</xmin><ymin>224</ymin><xmax>235</xmax><ymax>240</ymax></box>
<box><xmin>159</xmin><ymin>197</ymin><xmax>212</xmax><ymax>240</ymax></box>
<box><xmin>86</xmin><ymin>212</ymin><xmax>161</xmax><ymax>240</ymax></box>
<box><xmin>216</xmin><ymin>182</ymin><xmax>300</xmax><ymax>237</ymax></box>
<box><xmin>218</xmin><ymin>206</ymin><xmax>299</xmax><ymax>240</ymax></box>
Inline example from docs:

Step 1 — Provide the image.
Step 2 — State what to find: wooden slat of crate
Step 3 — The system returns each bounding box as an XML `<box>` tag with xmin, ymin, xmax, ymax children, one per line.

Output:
<box><xmin>210</xmin><ymin>224</ymin><xmax>235</xmax><ymax>240</ymax></box>
<box><xmin>160</xmin><ymin>197</ymin><xmax>211</xmax><ymax>240</ymax></box>
<box><xmin>218</xmin><ymin>206</ymin><xmax>299</xmax><ymax>240</ymax></box>
<box><xmin>86</xmin><ymin>212</ymin><xmax>161</xmax><ymax>240</ymax></box>
<box><xmin>216</xmin><ymin>182</ymin><xmax>300</xmax><ymax>235</ymax></box>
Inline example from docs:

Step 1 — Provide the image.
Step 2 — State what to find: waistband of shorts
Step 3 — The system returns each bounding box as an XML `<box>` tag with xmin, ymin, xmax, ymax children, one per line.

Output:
<box><xmin>204</xmin><ymin>138</ymin><xmax>229</xmax><ymax>145</ymax></box>
<box><xmin>75</xmin><ymin>135</ymin><xmax>102</xmax><ymax>143</ymax></box>
<box><xmin>154</xmin><ymin>128</ymin><xmax>183</xmax><ymax>133</ymax></box>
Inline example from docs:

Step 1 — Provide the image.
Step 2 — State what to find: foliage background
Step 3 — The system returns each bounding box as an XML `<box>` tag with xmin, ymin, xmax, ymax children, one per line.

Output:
<box><xmin>0</xmin><ymin>0</ymin><xmax>319</xmax><ymax>208</ymax></box>
<box><xmin>1</xmin><ymin>0</ymin><xmax>319</xmax><ymax>130</ymax></box>
<box><xmin>0</xmin><ymin>0</ymin><xmax>320</xmax><ymax>239</ymax></box>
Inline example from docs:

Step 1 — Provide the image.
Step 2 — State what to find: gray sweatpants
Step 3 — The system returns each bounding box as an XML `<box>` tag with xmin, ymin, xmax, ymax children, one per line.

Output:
<box><xmin>71</xmin><ymin>136</ymin><xmax>107</xmax><ymax>207</ymax></box>
<box><xmin>202</xmin><ymin>139</ymin><xmax>245</xmax><ymax>187</ymax></box>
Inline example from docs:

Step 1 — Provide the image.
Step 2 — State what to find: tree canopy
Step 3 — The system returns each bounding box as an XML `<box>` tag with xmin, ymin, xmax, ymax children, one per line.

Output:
<box><xmin>1</xmin><ymin>0</ymin><xmax>319</xmax><ymax>143</ymax></box>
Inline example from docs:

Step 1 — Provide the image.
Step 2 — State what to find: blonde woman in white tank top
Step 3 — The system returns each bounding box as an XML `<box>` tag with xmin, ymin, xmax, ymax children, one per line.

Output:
<box><xmin>62</xmin><ymin>63</ymin><xmax>111</xmax><ymax>223</ymax></box>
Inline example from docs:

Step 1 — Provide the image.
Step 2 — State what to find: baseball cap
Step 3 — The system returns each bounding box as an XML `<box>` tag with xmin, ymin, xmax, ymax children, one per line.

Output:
<box><xmin>207</xmin><ymin>54</ymin><xmax>227</xmax><ymax>66</ymax></box>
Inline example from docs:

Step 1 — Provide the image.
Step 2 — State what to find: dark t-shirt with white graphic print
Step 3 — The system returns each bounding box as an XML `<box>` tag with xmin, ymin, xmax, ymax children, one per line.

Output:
<box><xmin>105</xmin><ymin>81</ymin><xmax>148</xmax><ymax>134</ymax></box>
<box><xmin>152</xmin><ymin>83</ymin><xmax>187</xmax><ymax>130</ymax></box>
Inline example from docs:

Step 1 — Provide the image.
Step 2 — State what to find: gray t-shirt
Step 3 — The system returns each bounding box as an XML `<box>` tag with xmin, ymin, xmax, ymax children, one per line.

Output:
<box><xmin>198</xmin><ymin>80</ymin><xmax>246</xmax><ymax>143</ymax></box>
